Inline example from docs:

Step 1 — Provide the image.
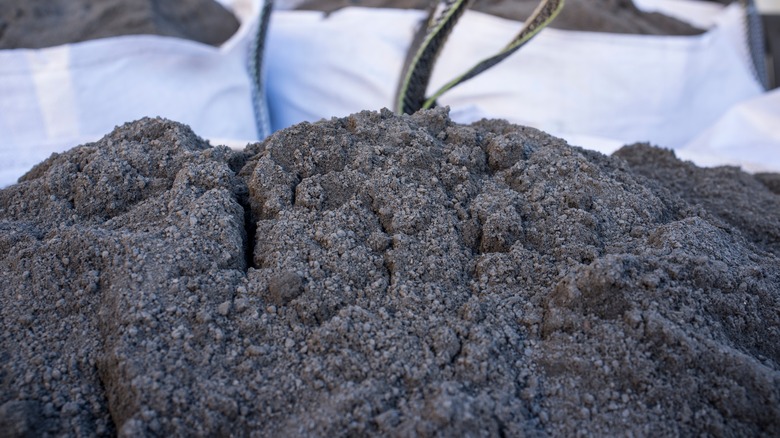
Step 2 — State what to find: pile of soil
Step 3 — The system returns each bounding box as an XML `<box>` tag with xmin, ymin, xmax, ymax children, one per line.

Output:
<box><xmin>1</xmin><ymin>108</ymin><xmax>778</xmax><ymax>436</ymax></box>
<box><xmin>0</xmin><ymin>0</ymin><xmax>239</xmax><ymax>49</ymax></box>
<box><xmin>295</xmin><ymin>0</ymin><xmax>704</xmax><ymax>35</ymax></box>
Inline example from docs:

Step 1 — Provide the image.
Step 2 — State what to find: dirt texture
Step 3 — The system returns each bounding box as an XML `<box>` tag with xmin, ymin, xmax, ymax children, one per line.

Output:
<box><xmin>0</xmin><ymin>0</ymin><xmax>239</xmax><ymax>49</ymax></box>
<box><xmin>1</xmin><ymin>108</ymin><xmax>779</xmax><ymax>436</ymax></box>
<box><xmin>295</xmin><ymin>0</ymin><xmax>704</xmax><ymax>35</ymax></box>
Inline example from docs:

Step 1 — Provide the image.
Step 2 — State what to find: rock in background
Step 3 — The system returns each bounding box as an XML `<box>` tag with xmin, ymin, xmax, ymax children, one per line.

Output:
<box><xmin>0</xmin><ymin>0</ymin><xmax>239</xmax><ymax>49</ymax></box>
<box><xmin>294</xmin><ymin>0</ymin><xmax>703</xmax><ymax>35</ymax></box>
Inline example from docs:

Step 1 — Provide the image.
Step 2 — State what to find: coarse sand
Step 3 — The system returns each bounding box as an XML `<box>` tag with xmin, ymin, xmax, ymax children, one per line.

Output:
<box><xmin>1</xmin><ymin>108</ymin><xmax>778</xmax><ymax>436</ymax></box>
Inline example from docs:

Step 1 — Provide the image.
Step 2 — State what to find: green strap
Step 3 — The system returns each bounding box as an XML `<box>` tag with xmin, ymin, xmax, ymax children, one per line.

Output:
<box><xmin>395</xmin><ymin>0</ymin><xmax>565</xmax><ymax>115</ymax></box>
<box><xmin>250</xmin><ymin>0</ymin><xmax>274</xmax><ymax>139</ymax></box>
<box><xmin>395</xmin><ymin>0</ymin><xmax>474</xmax><ymax>115</ymax></box>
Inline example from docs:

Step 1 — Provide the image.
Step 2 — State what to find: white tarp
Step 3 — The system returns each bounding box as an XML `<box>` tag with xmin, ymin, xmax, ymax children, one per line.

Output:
<box><xmin>0</xmin><ymin>0</ymin><xmax>262</xmax><ymax>187</ymax></box>
<box><xmin>1</xmin><ymin>0</ymin><xmax>779</xmax><ymax>188</ymax></box>
<box><xmin>266</xmin><ymin>2</ymin><xmax>774</xmax><ymax>170</ymax></box>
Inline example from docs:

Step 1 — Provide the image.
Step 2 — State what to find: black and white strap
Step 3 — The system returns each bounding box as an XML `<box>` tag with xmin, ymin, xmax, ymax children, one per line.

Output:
<box><xmin>395</xmin><ymin>0</ymin><xmax>565</xmax><ymax>114</ymax></box>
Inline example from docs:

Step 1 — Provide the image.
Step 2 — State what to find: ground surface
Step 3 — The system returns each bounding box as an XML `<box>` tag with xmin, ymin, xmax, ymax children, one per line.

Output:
<box><xmin>1</xmin><ymin>108</ymin><xmax>778</xmax><ymax>436</ymax></box>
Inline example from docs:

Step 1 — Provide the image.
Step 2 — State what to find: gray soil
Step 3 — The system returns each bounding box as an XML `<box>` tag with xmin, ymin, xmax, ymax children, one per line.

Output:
<box><xmin>1</xmin><ymin>108</ymin><xmax>779</xmax><ymax>436</ymax></box>
<box><xmin>0</xmin><ymin>0</ymin><xmax>239</xmax><ymax>49</ymax></box>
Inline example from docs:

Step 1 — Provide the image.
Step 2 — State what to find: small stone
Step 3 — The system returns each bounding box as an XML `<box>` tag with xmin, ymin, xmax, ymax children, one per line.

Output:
<box><xmin>267</xmin><ymin>271</ymin><xmax>304</xmax><ymax>306</ymax></box>
<box><xmin>583</xmin><ymin>393</ymin><xmax>595</xmax><ymax>405</ymax></box>
<box><xmin>235</xmin><ymin>298</ymin><xmax>249</xmax><ymax>313</ymax></box>
<box><xmin>246</xmin><ymin>345</ymin><xmax>264</xmax><ymax>356</ymax></box>
<box><xmin>374</xmin><ymin>409</ymin><xmax>400</xmax><ymax>430</ymax></box>
<box><xmin>217</xmin><ymin>301</ymin><xmax>231</xmax><ymax>316</ymax></box>
<box><xmin>61</xmin><ymin>402</ymin><xmax>79</xmax><ymax>416</ymax></box>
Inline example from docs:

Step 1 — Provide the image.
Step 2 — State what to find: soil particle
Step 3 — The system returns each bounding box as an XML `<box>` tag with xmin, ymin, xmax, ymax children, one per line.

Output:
<box><xmin>1</xmin><ymin>108</ymin><xmax>778</xmax><ymax>436</ymax></box>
